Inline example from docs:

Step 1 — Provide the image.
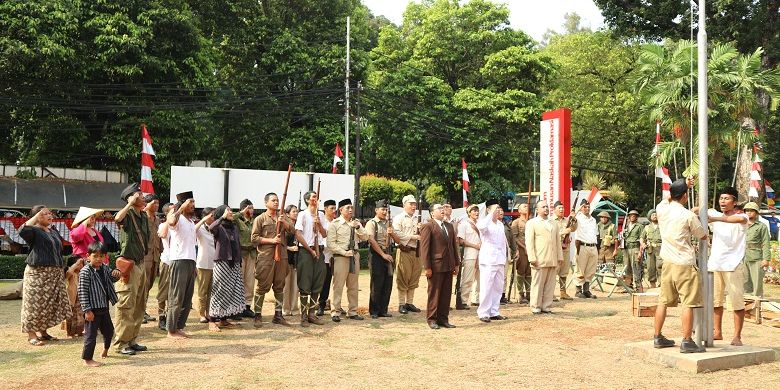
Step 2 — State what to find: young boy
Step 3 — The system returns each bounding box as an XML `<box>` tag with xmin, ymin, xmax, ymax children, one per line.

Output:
<box><xmin>78</xmin><ymin>241</ymin><xmax>120</xmax><ymax>367</ymax></box>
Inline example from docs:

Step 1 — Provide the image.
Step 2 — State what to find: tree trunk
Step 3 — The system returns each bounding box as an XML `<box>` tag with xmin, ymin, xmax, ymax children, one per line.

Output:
<box><xmin>735</xmin><ymin>143</ymin><xmax>760</xmax><ymax>204</ymax></box>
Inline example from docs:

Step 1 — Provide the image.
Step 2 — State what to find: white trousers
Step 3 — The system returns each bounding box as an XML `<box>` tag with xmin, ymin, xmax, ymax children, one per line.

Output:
<box><xmin>477</xmin><ymin>264</ymin><xmax>505</xmax><ymax>318</ymax></box>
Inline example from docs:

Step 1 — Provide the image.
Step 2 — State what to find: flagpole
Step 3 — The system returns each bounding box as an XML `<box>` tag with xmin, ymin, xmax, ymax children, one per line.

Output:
<box><xmin>695</xmin><ymin>0</ymin><xmax>713</xmax><ymax>348</ymax></box>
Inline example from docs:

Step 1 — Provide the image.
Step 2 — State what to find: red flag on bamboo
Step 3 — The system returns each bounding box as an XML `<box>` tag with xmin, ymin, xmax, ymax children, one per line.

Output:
<box><xmin>140</xmin><ymin>124</ymin><xmax>155</xmax><ymax>194</ymax></box>
<box><xmin>462</xmin><ymin>158</ymin><xmax>470</xmax><ymax>206</ymax></box>
<box><xmin>332</xmin><ymin>143</ymin><xmax>344</xmax><ymax>173</ymax></box>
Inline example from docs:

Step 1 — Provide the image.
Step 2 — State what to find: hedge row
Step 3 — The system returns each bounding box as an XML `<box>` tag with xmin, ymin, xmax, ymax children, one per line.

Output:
<box><xmin>0</xmin><ymin>249</ymin><xmax>381</xmax><ymax>279</ymax></box>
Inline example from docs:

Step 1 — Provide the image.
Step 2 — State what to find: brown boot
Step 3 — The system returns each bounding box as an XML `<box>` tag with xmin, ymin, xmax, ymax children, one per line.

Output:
<box><xmin>299</xmin><ymin>296</ymin><xmax>310</xmax><ymax>327</ymax></box>
<box><xmin>272</xmin><ymin>311</ymin><xmax>290</xmax><ymax>326</ymax></box>
<box><xmin>560</xmin><ymin>289</ymin><xmax>573</xmax><ymax>300</ymax></box>
<box><xmin>307</xmin><ymin>294</ymin><xmax>325</xmax><ymax>325</ymax></box>
<box><xmin>253</xmin><ymin>314</ymin><xmax>263</xmax><ymax>328</ymax></box>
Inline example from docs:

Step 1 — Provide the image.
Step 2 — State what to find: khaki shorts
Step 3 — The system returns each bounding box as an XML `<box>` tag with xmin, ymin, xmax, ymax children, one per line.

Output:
<box><xmin>659</xmin><ymin>262</ymin><xmax>702</xmax><ymax>308</ymax></box>
<box><xmin>713</xmin><ymin>265</ymin><xmax>746</xmax><ymax>310</ymax></box>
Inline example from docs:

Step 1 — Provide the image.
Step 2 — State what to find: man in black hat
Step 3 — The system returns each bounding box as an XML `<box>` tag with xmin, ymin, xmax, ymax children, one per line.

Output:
<box><xmin>574</xmin><ymin>199</ymin><xmax>599</xmax><ymax>299</ymax></box>
<box><xmin>653</xmin><ymin>178</ymin><xmax>708</xmax><ymax>353</ymax></box>
<box><xmin>234</xmin><ymin>198</ymin><xmax>256</xmax><ymax>318</ymax></box>
<box><xmin>165</xmin><ymin>191</ymin><xmax>197</xmax><ymax>338</ymax></box>
<box><xmin>365</xmin><ymin>199</ymin><xmax>400</xmax><ymax>318</ymax></box>
<box><xmin>316</xmin><ymin>199</ymin><xmax>338</xmax><ymax>315</ymax></box>
<box><xmin>326</xmin><ymin>199</ymin><xmax>367</xmax><ymax>322</ymax></box>
<box><xmin>142</xmin><ymin>193</ymin><xmax>162</xmax><ymax>323</ymax></box>
<box><xmin>112</xmin><ymin>183</ymin><xmax>150</xmax><ymax>355</ymax></box>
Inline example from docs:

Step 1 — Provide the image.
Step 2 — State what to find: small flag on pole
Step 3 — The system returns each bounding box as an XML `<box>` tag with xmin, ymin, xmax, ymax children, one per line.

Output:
<box><xmin>655</xmin><ymin>167</ymin><xmax>672</xmax><ymax>200</ymax></box>
<box><xmin>140</xmin><ymin>124</ymin><xmax>155</xmax><ymax>194</ymax></box>
<box><xmin>462</xmin><ymin>158</ymin><xmax>470</xmax><ymax>206</ymax></box>
<box><xmin>332</xmin><ymin>143</ymin><xmax>344</xmax><ymax>174</ymax></box>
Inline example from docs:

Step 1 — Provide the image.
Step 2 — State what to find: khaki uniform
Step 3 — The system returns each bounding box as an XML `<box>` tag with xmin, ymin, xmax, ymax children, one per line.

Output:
<box><xmin>503</xmin><ymin>223</ymin><xmax>516</xmax><ymax>297</ymax></box>
<box><xmin>365</xmin><ymin>217</ymin><xmax>394</xmax><ymax>316</ymax></box>
<box><xmin>234</xmin><ymin>213</ymin><xmax>255</xmax><ymax>307</ymax></box>
<box><xmin>143</xmin><ymin>214</ymin><xmax>162</xmax><ymax>314</ymax></box>
<box><xmin>622</xmin><ymin>221</ymin><xmax>644</xmax><ymax>286</ymax></box>
<box><xmin>554</xmin><ymin>215</ymin><xmax>577</xmax><ymax>291</ymax></box>
<box><xmin>112</xmin><ymin>209</ymin><xmax>149</xmax><ymax>352</ymax></box>
<box><xmin>743</xmin><ymin>220</ymin><xmax>770</xmax><ymax>297</ymax></box>
<box><xmin>326</xmin><ymin>216</ymin><xmax>367</xmax><ymax>317</ymax></box>
<box><xmin>392</xmin><ymin>213</ymin><xmax>422</xmax><ymax>306</ymax></box>
<box><xmin>597</xmin><ymin>222</ymin><xmax>617</xmax><ymax>263</ymax></box>
<box><xmin>526</xmin><ymin>217</ymin><xmax>563</xmax><ymax>312</ymax></box>
<box><xmin>251</xmin><ymin>212</ymin><xmax>293</xmax><ymax>315</ymax></box>
<box><xmin>640</xmin><ymin>222</ymin><xmax>662</xmax><ymax>283</ymax></box>
<box><xmin>510</xmin><ymin>218</ymin><xmax>531</xmax><ymax>298</ymax></box>
<box><xmin>656</xmin><ymin>200</ymin><xmax>707</xmax><ymax>308</ymax></box>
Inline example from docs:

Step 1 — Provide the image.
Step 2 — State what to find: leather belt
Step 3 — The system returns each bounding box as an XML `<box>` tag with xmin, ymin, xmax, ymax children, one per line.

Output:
<box><xmin>626</xmin><ymin>242</ymin><xmax>640</xmax><ymax>249</ymax></box>
<box><xmin>398</xmin><ymin>245</ymin><xmax>416</xmax><ymax>252</ymax></box>
<box><xmin>577</xmin><ymin>241</ymin><xmax>596</xmax><ymax>247</ymax></box>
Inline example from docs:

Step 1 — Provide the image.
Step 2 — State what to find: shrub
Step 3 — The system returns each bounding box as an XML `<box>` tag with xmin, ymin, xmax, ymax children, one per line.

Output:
<box><xmin>360</xmin><ymin>174</ymin><xmax>394</xmax><ymax>205</ymax></box>
<box><xmin>388</xmin><ymin>179</ymin><xmax>417</xmax><ymax>204</ymax></box>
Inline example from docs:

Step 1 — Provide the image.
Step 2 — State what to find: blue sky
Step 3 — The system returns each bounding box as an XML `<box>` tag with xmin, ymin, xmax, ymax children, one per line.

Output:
<box><xmin>361</xmin><ymin>0</ymin><xmax>605</xmax><ymax>41</ymax></box>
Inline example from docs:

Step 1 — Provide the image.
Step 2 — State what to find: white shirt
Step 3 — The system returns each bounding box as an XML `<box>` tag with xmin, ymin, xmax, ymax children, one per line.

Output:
<box><xmin>195</xmin><ymin>225</ymin><xmax>216</xmax><ymax>269</ymax></box>
<box><xmin>457</xmin><ymin>218</ymin><xmax>481</xmax><ymax>260</ymax></box>
<box><xmin>295</xmin><ymin>209</ymin><xmax>326</xmax><ymax>247</ymax></box>
<box><xmin>158</xmin><ymin>223</ymin><xmax>172</xmax><ymax>266</ymax></box>
<box><xmin>169</xmin><ymin>214</ymin><xmax>197</xmax><ymax>261</ymax></box>
<box><xmin>475</xmin><ymin>213</ymin><xmax>508</xmax><ymax>266</ymax></box>
<box><xmin>322</xmin><ymin>217</ymin><xmax>332</xmax><ymax>264</ymax></box>
<box><xmin>707</xmin><ymin>209</ymin><xmax>748</xmax><ymax>271</ymax></box>
<box><xmin>574</xmin><ymin>213</ymin><xmax>598</xmax><ymax>244</ymax></box>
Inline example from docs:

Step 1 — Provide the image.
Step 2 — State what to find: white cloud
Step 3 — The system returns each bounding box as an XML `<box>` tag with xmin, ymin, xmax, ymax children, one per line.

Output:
<box><xmin>362</xmin><ymin>0</ymin><xmax>605</xmax><ymax>42</ymax></box>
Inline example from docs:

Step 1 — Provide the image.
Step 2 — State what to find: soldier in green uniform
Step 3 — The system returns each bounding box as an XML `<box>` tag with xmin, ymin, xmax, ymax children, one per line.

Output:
<box><xmin>742</xmin><ymin>202</ymin><xmax>770</xmax><ymax>297</ymax></box>
<box><xmin>639</xmin><ymin>209</ymin><xmax>662</xmax><ymax>288</ymax></box>
<box><xmin>596</xmin><ymin>211</ymin><xmax>617</xmax><ymax>265</ymax></box>
<box><xmin>621</xmin><ymin>210</ymin><xmax>644</xmax><ymax>292</ymax></box>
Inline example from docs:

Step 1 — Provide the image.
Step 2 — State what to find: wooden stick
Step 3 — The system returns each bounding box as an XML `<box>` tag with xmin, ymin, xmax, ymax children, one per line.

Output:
<box><xmin>274</xmin><ymin>164</ymin><xmax>293</xmax><ymax>262</ymax></box>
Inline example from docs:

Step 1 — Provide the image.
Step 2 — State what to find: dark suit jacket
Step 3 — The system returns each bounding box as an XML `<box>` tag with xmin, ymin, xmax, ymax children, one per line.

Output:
<box><xmin>419</xmin><ymin>219</ymin><xmax>460</xmax><ymax>273</ymax></box>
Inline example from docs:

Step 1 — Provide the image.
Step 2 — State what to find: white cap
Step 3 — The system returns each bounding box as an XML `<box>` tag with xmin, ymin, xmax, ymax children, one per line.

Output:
<box><xmin>402</xmin><ymin>195</ymin><xmax>417</xmax><ymax>204</ymax></box>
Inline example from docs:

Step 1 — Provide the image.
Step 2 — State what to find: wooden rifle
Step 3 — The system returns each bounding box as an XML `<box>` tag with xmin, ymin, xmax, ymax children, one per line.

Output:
<box><xmin>274</xmin><ymin>164</ymin><xmax>292</xmax><ymax>262</ymax></box>
<box><xmin>313</xmin><ymin>179</ymin><xmax>322</xmax><ymax>259</ymax></box>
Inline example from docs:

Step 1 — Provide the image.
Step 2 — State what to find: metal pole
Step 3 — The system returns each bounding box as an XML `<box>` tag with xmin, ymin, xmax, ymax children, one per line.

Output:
<box><xmin>344</xmin><ymin>16</ymin><xmax>351</xmax><ymax>175</ymax></box>
<box><xmin>695</xmin><ymin>0</ymin><xmax>713</xmax><ymax>348</ymax></box>
<box><xmin>354</xmin><ymin>81</ymin><xmax>362</xmax><ymax>218</ymax></box>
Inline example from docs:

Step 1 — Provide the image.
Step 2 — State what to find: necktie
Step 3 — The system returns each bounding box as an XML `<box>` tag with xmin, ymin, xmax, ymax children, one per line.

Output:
<box><xmin>441</xmin><ymin>222</ymin><xmax>448</xmax><ymax>239</ymax></box>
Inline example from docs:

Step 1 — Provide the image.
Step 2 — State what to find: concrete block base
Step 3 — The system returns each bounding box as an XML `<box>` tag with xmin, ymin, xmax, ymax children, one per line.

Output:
<box><xmin>624</xmin><ymin>341</ymin><xmax>776</xmax><ymax>373</ymax></box>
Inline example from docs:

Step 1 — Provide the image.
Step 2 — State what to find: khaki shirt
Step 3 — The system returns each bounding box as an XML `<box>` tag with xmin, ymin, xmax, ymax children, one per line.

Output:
<box><xmin>525</xmin><ymin>217</ymin><xmax>563</xmax><ymax>267</ymax></box>
<box><xmin>251</xmin><ymin>211</ymin><xmax>293</xmax><ymax>261</ymax></box>
<box><xmin>656</xmin><ymin>200</ymin><xmax>707</xmax><ymax>266</ymax></box>
<box><xmin>554</xmin><ymin>215</ymin><xmax>577</xmax><ymax>250</ymax></box>
<box><xmin>510</xmin><ymin>218</ymin><xmax>527</xmax><ymax>254</ymax></box>
<box><xmin>143</xmin><ymin>214</ymin><xmax>162</xmax><ymax>262</ymax></box>
<box><xmin>744</xmin><ymin>220</ymin><xmax>771</xmax><ymax>262</ymax></box>
<box><xmin>326</xmin><ymin>216</ymin><xmax>367</xmax><ymax>257</ymax></box>
<box><xmin>640</xmin><ymin>223</ymin><xmax>662</xmax><ymax>247</ymax></box>
<box><xmin>623</xmin><ymin>222</ymin><xmax>643</xmax><ymax>244</ymax></box>
<box><xmin>597</xmin><ymin>222</ymin><xmax>616</xmax><ymax>248</ymax></box>
<box><xmin>392</xmin><ymin>212</ymin><xmax>419</xmax><ymax>248</ymax></box>
<box><xmin>365</xmin><ymin>216</ymin><xmax>391</xmax><ymax>251</ymax></box>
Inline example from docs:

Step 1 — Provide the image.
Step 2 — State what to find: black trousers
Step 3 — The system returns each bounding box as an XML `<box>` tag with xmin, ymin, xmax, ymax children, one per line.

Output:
<box><xmin>369</xmin><ymin>250</ymin><xmax>393</xmax><ymax>315</ymax></box>
<box><xmin>318</xmin><ymin>260</ymin><xmax>334</xmax><ymax>310</ymax></box>
<box><xmin>82</xmin><ymin>308</ymin><xmax>114</xmax><ymax>360</ymax></box>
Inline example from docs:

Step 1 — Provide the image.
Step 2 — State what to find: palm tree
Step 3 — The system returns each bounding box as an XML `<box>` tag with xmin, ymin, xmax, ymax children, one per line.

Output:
<box><xmin>632</xmin><ymin>40</ymin><xmax>780</xmax><ymax>202</ymax></box>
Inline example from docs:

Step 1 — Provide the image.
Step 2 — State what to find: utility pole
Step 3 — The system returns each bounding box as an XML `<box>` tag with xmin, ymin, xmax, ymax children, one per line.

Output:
<box><xmin>344</xmin><ymin>16</ymin><xmax>351</xmax><ymax>175</ymax></box>
<box><xmin>354</xmin><ymin>81</ymin><xmax>362</xmax><ymax>218</ymax></box>
<box><xmin>695</xmin><ymin>0</ymin><xmax>713</xmax><ymax>348</ymax></box>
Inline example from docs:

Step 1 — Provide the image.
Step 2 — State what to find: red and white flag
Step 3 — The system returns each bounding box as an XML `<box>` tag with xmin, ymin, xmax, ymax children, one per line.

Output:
<box><xmin>462</xmin><ymin>158</ymin><xmax>470</xmax><ymax>206</ymax></box>
<box><xmin>655</xmin><ymin>167</ymin><xmax>672</xmax><ymax>200</ymax></box>
<box><xmin>332</xmin><ymin>143</ymin><xmax>344</xmax><ymax>174</ymax></box>
<box><xmin>586</xmin><ymin>186</ymin><xmax>602</xmax><ymax>206</ymax></box>
<box><xmin>651</xmin><ymin>121</ymin><xmax>661</xmax><ymax>158</ymax></box>
<box><xmin>140</xmin><ymin>124</ymin><xmax>155</xmax><ymax>194</ymax></box>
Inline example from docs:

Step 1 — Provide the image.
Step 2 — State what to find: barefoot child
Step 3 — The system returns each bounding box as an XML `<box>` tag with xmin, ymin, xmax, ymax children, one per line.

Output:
<box><xmin>78</xmin><ymin>242</ymin><xmax>120</xmax><ymax>367</ymax></box>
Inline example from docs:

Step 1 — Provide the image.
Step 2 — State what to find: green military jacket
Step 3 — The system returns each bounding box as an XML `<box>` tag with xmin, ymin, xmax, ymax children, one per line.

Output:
<box><xmin>597</xmin><ymin>222</ymin><xmax>616</xmax><ymax>248</ymax></box>
<box><xmin>744</xmin><ymin>220</ymin><xmax>770</xmax><ymax>262</ymax></box>
<box><xmin>623</xmin><ymin>221</ymin><xmax>644</xmax><ymax>245</ymax></box>
<box><xmin>233</xmin><ymin>212</ymin><xmax>254</xmax><ymax>250</ymax></box>
<box><xmin>118</xmin><ymin>208</ymin><xmax>149</xmax><ymax>262</ymax></box>
<box><xmin>640</xmin><ymin>222</ymin><xmax>662</xmax><ymax>248</ymax></box>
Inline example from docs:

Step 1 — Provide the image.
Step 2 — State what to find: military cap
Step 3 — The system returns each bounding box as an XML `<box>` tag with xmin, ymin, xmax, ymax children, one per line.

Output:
<box><xmin>743</xmin><ymin>202</ymin><xmax>760</xmax><ymax>212</ymax></box>
<box><xmin>628</xmin><ymin>210</ymin><xmax>639</xmax><ymax>216</ymax></box>
<box><xmin>120</xmin><ymin>183</ymin><xmax>141</xmax><ymax>201</ymax></box>
<box><xmin>375</xmin><ymin>199</ymin><xmax>388</xmax><ymax>208</ymax></box>
<box><xmin>597</xmin><ymin>211</ymin><xmax>610</xmax><ymax>218</ymax></box>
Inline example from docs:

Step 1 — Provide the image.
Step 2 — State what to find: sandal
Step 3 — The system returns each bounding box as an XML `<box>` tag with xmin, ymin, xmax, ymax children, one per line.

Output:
<box><xmin>28</xmin><ymin>338</ymin><xmax>45</xmax><ymax>346</ymax></box>
<box><xmin>39</xmin><ymin>334</ymin><xmax>58</xmax><ymax>341</ymax></box>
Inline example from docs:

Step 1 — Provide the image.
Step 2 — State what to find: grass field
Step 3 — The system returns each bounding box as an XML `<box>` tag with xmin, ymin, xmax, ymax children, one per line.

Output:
<box><xmin>0</xmin><ymin>273</ymin><xmax>778</xmax><ymax>389</ymax></box>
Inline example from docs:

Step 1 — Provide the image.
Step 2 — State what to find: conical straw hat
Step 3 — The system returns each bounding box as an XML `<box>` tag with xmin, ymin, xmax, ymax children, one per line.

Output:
<box><xmin>71</xmin><ymin>207</ymin><xmax>104</xmax><ymax>228</ymax></box>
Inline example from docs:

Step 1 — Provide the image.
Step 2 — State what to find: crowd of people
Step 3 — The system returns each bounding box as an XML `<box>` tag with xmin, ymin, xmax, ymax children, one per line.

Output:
<box><xmin>17</xmin><ymin>178</ymin><xmax>773</xmax><ymax>365</ymax></box>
